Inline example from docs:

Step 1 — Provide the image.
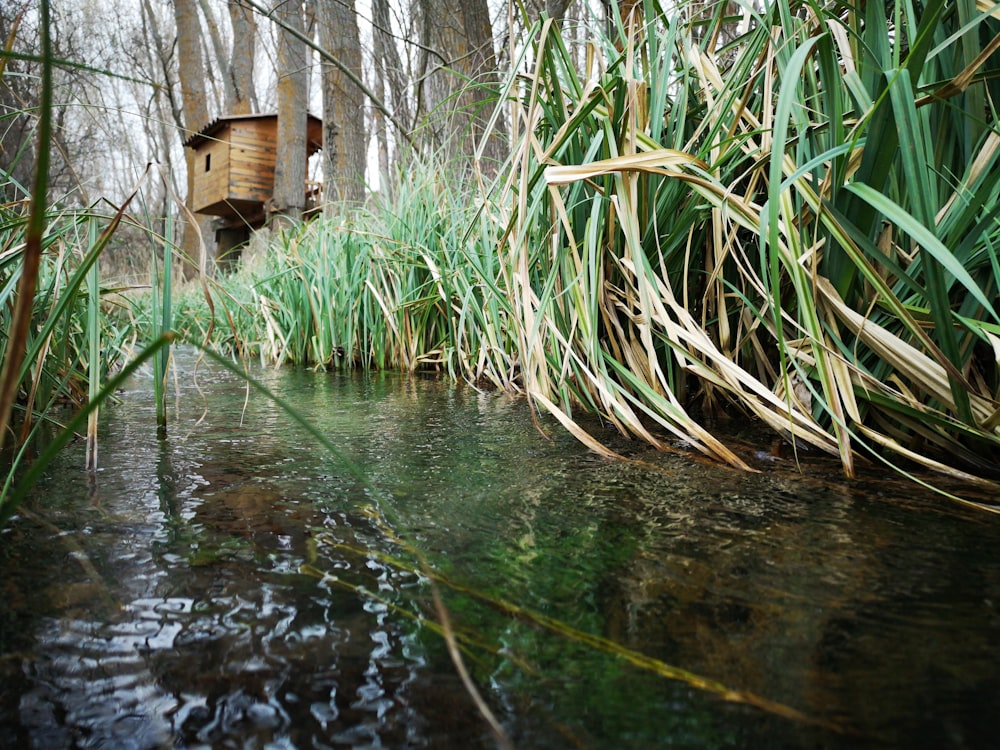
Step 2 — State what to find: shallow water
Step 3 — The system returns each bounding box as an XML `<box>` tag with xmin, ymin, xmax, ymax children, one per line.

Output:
<box><xmin>2</xmin><ymin>349</ymin><xmax>999</xmax><ymax>749</ymax></box>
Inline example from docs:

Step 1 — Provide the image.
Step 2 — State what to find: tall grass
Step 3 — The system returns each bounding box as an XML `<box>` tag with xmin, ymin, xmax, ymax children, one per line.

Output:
<box><xmin>203</xmin><ymin>0</ymin><xmax>1000</xmax><ymax>502</ymax></box>
<box><xmin>0</xmin><ymin>0</ymin><xmax>175</xmax><ymax>524</ymax></box>
<box><xmin>151</xmin><ymin>208</ymin><xmax>175</xmax><ymax>432</ymax></box>
<box><xmin>0</xmin><ymin>188</ymin><xmax>176</xmax><ymax>523</ymax></box>
<box><xmin>3</xmin><ymin>0</ymin><xmax>996</xmax><ymax>517</ymax></box>
<box><xmin>497</xmin><ymin>0</ymin><xmax>1000</xmax><ymax>491</ymax></box>
<box><xmin>208</xmin><ymin>162</ymin><xmax>517</xmax><ymax>388</ymax></box>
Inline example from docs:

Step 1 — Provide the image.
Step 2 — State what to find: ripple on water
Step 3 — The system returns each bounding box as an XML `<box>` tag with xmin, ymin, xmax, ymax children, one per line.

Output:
<box><xmin>4</xmin><ymin>358</ymin><xmax>1000</xmax><ymax>750</ymax></box>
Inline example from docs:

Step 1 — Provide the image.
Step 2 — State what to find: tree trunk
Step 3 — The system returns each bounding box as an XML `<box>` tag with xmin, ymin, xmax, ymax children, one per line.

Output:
<box><xmin>415</xmin><ymin>0</ymin><xmax>503</xmax><ymax>172</ymax></box>
<box><xmin>545</xmin><ymin>0</ymin><xmax>574</xmax><ymax>21</ymax></box>
<box><xmin>372</xmin><ymin>0</ymin><xmax>411</xmax><ymax>142</ymax></box>
<box><xmin>172</xmin><ymin>0</ymin><xmax>213</xmax><ymax>277</ymax></box>
<box><xmin>0</xmin><ymin>5</ymin><xmax>36</xmax><ymax>203</ymax></box>
<box><xmin>227</xmin><ymin>0</ymin><xmax>257</xmax><ymax>114</ymax></box>
<box><xmin>316</xmin><ymin>0</ymin><xmax>366</xmax><ymax>208</ymax></box>
<box><xmin>271</xmin><ymin>0</ymin><xmax>309</xmax><ymax>227</ymax></box>
<box><xmin>197</xmin><ymin>0</ymin><xmax>234</xmax><ymax>108</ymax></box>
<box><xmin>373</xmin><ymin>83</ymin><xmax>391</xmax><ymax>196</ymax></box>
<box><xmin>135</xmin><ymin>0</ymin><xmax>180</xmax><ymax>237</ymax></box>
<box><xmin>459</xmin><ymin>0</ymin><xmax>504</xmax><ymax>173</ymax></box>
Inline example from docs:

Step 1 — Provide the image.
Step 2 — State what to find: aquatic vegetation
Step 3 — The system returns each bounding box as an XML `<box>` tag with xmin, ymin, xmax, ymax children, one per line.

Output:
<box><xmin>499</xmin><ymin>0</ymin><xmax>1000</xmax><ymax>492</ymax></box>
<box><xmin>0</xmin><ymin>0</ymin><xmax>174</xmax><ymax>523</ymax></box>
<box><xmin>203</xmin><ymin>162</ymin><xmax>516</xmax><ymax>388</ymax></box>
<box><xmin>300</xmin><ymin>537</ymin><xmax>827</xmax><ymax>730</ymax></box>
<box><xmin>5</xmin><ymin>1</ymin><xmax>998</xmax><ymax>745</ymax></box>
<box><xmin>0</xmin><ymin>161</ymin><xmax>177</xmax><ymax>524</ymax></box>
<box><xmin>197</xmin><ymin>0</ymin><xmax>1000</xmax><ymax>502</ymax></box>
<box><xmin>5</xmin><ymin>0</ymin><xmax>1000</xmax><ymax>518</ymax></box>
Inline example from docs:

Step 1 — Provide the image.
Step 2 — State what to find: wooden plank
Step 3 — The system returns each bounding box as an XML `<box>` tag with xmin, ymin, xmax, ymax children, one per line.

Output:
<box><xmin>230</xmin><ymin>183</ymin><xmax>272</xmax><ymax>195</ymax></box>
<box><xmin>230</xmin><ymin>127</ymin><xmax>269</xmax><ymax>138</ymax></box>
<box><xmin>230</xmin><ymin>178</ymin><xmax>274</xmax><ymax>192</ymax></box>
<box><xmin>231</xmin><ymin>151</ymin><xmax>275</xmax><ymax>173</ymax></box>
<box><xmin>195</xmin><ymin>197</ymin><xmax>266</xmax><ymax>219</ymax></box>
<box><xmin>229</xmin><ymin>152</ymin><xmax>272</xmax><ymax>199</ymax></box>
<box><xmin>230</xmin><ymin>180</ymin><xmax>272</xmax><ymax>193</ymax></box>
<box><xmin>230</xmin><ymin>179</ymin><xmax>271</xmax><ymax>198</ymax></box>
<box><xmin>194</xmin><ymin>169</ymin><xmax>230</xmax><ymax>210</ymax></box>
<box><xmin>230</xmin><ymin>164</ymin><xmax>274</xmax><ymax>178</ymax></box>
<box><xmin>230</xmin><ymin>176</ymin><xmax>271</xmax><ymax>189</ymax></box>
<box><xmin>231</xmin><ymin>122</ymin><xmax>277</xmax><ymax>138</ymax></box>
<box><xmin>192</xmin><ymin>139</ymin><xmax>233</xmax><ymax>213</ymax></box>
<box><xmin>231</xmin><ymin>129</ymin><xmax>276</xmax><ymax>143</ymax></box>
<box><xmin>194</xmin><ymin>180</ymin><xmax>222</xmax><ymax>212</ymax></box>
<box><xmin>231</xmin><ymin>140</ymin><xmax>276</xmax><ymax>154</ymax></box>
<box><xmin>231</xmin><ymin>153</ymin><xmax>275</xmax><ymax>168</ymax></box>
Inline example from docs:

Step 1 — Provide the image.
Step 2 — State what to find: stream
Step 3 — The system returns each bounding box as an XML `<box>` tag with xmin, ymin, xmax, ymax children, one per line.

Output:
<box><xmin>1</xmin><ymin>348</ymin><xmax>998</xmax><ymax>749</ymax></box>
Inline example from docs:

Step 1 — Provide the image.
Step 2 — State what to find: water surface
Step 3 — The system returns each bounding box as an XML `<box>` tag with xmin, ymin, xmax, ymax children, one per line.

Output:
<box><xmin>2</xmin><ymin>349</ymin><xmax>998</xmax><ymax>748</ymax></box>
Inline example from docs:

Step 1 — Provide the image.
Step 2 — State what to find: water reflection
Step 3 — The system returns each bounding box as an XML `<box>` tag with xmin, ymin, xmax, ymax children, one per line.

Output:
<box><xmin>1</xmin><ymin>350</ymin><xmax>999</xmax><ymax>749</ymax></box>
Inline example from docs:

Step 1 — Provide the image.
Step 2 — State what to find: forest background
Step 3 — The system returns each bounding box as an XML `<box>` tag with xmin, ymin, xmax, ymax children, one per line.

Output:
<box><xmin>1</xmin><ymin>0</ymin><xmax>519</xmax><ymax>267</ymax></box>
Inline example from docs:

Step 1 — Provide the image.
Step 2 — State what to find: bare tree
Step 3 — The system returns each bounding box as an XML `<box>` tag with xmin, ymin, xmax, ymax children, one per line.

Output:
<box><xmin>196</xmin><ymin>0</ymin><xmax>258</xmax><ymax>113</ymax></box>
<box><xmin>139</xmin><ymin>0</ymin><xmax>185</xmax><ymax>201</ymax></box>
<box><xmin>316</xmin><ymin>0</ymin><xmax>366</xmax><ymax>207</ymax></box>
<box><xmin>173</xmin><ymin>0</ymin><xmax>213</xmax><ymax>274</ymax></box>
<box><xmin>173</xmin><ymin>0</ymin><xmax>211</xmax><ymax>137</ymax></box>
<box><xmin>1</xmin><ymin>2</ymin><xmax>111</xmax><ymax>204</ymax></box>
<box><xmin>271</xmin><ymin>0</ymin><xmax>309</xmax><ymax>225</ymax></box>
<box><xmin>0</xmin><ymin>3</ymin><xmax>38</xmax><ymax>203</ymax></box>
<box><xmin>414</xmin><ymin>0</ymin><xmax>504</xmax><ymax>171</ymax></box>
<box><xmin>199</xmin><ymin>0</ymin><xmax>236</xmax><ymax>107</ymax></box>
<box><xmin>228</xmin><ymin>0</ymin><xmax>258</xmax><ymax>113</ymax></box>
<box><xmin>372</xmin><ymin>0</ymin><xmax>412</xmax><ymax>187</ymax></box>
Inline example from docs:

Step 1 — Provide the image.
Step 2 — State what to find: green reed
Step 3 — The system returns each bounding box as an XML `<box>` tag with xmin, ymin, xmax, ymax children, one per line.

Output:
<box><xmin>86</xmin><ymin>218</ymin><xmax>101</xmax><ymax>469</ymax></box>
<box><xmin>205</xmin><ymin>161</ymin><xmax>516</xmax><ymax>387</ymax></box>
<box><xmin>151</xmin><ymin>208</ymin><xmax>175</xmax><ymax>432</ymax></box>
<box><xmin>161</xmin><ymin>0</ymin><xmax>1000</xmax><ymax>503</ymax></box>
<box><xmin>0</xmin><ymin>0</ymin><xmax>178</xmax><ymax>523</ymax></box>
<box><xmin>495</xmin><ymin>0</ymin><xmax>1000</xmax><ymax>497</ymax></box>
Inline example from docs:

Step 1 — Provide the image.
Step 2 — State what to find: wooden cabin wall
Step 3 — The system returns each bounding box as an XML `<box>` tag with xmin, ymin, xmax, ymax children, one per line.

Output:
<box><xmin>228</xmin><ymin>121</ymin><xmax>277</xmax><ymax>204</ymax></box>
<box><xmin>191</xmin><ymin>134</ymin><xmax>232</xmax><ymax>215</ymax></box>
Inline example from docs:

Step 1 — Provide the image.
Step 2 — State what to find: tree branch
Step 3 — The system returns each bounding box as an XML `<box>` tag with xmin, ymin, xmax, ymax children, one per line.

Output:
<box><xmin>241</xmin><ymin>0</ymin><xmax>415</xmax><ymax>146</ymax></box>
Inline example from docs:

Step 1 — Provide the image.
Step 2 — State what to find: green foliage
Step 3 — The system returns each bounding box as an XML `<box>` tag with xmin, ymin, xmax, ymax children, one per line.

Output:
<box><xmin>0</xmin><ymin>208</ymin><xmax>122</xmax><ymax>417</ymax></box>
<box><xmin>203</xmin><ymin>161</ymin><xmax>518</xmax><ymax>388</ymax></box>
<box><xmin>197</xmin><ymin>0</ymin><xmax>1000</xmax><ymax>500</ymax></box>
<box><xmin>0</xmin><ymin>0</ymin><xmax>175</xmax><ymax>521</ymax></box>
<box><xmin>497</xmin><ymin>0</ymin><xmax>1000</xmax><ymax>492</ymax></box>
<box><xmin>0</xmin><ymin>195</ymin><xmax>171</xmax><ymax>522</ymax></box>
<box><xmin>1</xmin><ymin>0</ymin><xmax>970</xmax><ymax>507</ymax></box>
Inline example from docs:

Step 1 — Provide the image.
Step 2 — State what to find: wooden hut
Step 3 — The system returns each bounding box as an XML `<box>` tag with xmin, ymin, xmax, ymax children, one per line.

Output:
<box><xmin>183</xmin><ymin>113</ymin><xmax>323</xmax><ymax>258</ymax></box>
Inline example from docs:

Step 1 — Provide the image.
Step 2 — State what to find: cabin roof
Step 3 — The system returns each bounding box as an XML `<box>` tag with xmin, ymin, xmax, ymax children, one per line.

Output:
<box><xmin>183</xmin><ymin>112</ymin><xmax>323</xmax><ymax>150</ymax></box>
